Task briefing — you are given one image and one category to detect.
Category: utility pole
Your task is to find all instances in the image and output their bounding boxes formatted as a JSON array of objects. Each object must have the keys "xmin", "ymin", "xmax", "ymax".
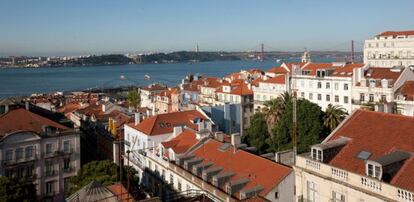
[
  {"xmin": 351, "ymin": 40, "xmax": 355, "ymax": 63},
  {"xmin": 291, "ymin": 65, "xmax": 298, "ymax": 165}
]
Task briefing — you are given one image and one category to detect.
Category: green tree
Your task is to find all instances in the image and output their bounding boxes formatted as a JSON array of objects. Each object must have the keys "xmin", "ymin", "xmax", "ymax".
[
  {"xmin": 268, "ymin": 98, "xmax": 326, "ymax": 153},
  {"xmin": 69, "ymin": 160, "xmax": 138, "ymax": 195},
  {"xmin": 262, "ymin": 92, "xmax": 291, "ymax": 134},
  {"xmin": 245, "ymin": 112, "xmax": 269, "ymax": 154},
  {"xmin": 0, "ymin": 176, "xmax": 37, "ymax": 202},
  {"xmin": 127, "ymin": 89, "xmax": 140, "ymax": 109},
  {"xmin": 323, "ymin": 104, "xmax": 348, "ymax": 132}
]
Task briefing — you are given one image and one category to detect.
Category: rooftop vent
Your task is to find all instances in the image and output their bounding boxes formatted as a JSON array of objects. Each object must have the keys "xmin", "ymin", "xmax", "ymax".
[
  {"xmin": 218, "ymin": 143, "xmax": 232, "ymax": 152},
  {"xmin": 226, "ymin": 178, "xmax": 250, "ymax": 195},
  {"xmin": 192, "ymin": 162, "xmax": 213, "ymax": 175},
  {"xmin": 240, "ymin": 185, "xmax": 264, "ymax": 200}
]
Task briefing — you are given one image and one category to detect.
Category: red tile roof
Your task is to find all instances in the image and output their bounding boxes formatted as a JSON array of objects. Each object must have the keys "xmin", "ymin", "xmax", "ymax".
[
  {"xmin": 397, "ymin": 81, "xmax": 414, "ymax": 101},
  {"xmin": 377, "ymin": 30, "xmax": 414, "ymax": 37},
  {"xmin": 365, "ymin": 67, "xmax": 402, "ymax": 80},
  {"xmin": 0, "ymin": 108, "xmax": 69, "ymax": 137},
  {"xmin": 301, "ymin": 63, "xmax": 334, "ymax": 76},
  {"xmin": 216, "ymin": 83, "xmax": 253, "ymax": 96},
  {"xmin": 106, "ymin": 184, "xmax": 134, "ymax": 202},
  {"xmin": 326, "ymin": 110, "xmax": 414, "ymax": 192},
  {"xmin": 161, "ymin": 129, "xmax": 198, "ymax": 154},
  {"xmin": 258, "ymin": 75, "xmax": 286, "ymax": 84},
  {"xmin": 141, "ymin": 84, "xmax": 168, "ymax": 91},
  {"xmin": 266, "ymin": 66, "xmax": 289, "ymax": 74},
  {"xmin": 191, "ymin": 139, "xmax": 292, "ymax": 199},
  {"xmin": 127, "ymin": 110, "xmax": 208, "ymax": 136},
  {"xmin": 331, "ymin": 63, "xmax": 365, "ymax": 77}
]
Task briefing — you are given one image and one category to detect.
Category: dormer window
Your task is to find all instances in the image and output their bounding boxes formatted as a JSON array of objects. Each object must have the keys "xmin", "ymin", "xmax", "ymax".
[
  {"xmin": 311, "ymin": 148, "xmax": 322, "ymax": 161},
  {"xmin": 366, "ymin": 163, "xmax": 381, "ymax": 179},
  {"xmin": 316, "ymin": 70, "xmax": 326, "ymax": 78}
]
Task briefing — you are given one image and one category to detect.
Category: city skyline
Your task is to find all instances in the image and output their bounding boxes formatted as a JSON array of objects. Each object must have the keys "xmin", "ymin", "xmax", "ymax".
[{"xmin": 1, "ymin": 0, "xmax": 414, "ymax": 56}]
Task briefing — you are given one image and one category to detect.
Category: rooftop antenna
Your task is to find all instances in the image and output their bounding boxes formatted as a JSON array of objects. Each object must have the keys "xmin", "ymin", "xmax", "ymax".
[{"xmin": 351, "ymin": 40, "xmax": 355, "ymax": 63}]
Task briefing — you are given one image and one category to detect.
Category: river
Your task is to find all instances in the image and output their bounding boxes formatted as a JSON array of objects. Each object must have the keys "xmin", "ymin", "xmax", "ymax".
[{"xmin": 0, "ymin": 59, "xmax": 334, "ymax": 98}]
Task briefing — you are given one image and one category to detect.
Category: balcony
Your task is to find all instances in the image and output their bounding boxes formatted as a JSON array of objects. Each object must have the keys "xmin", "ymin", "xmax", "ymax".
[
  {"xmin": 44, "ymin": 170, "xmax": 56, "ymax": 177},
  {"xmin": 2, "ymin": 155, "xmax": 37, "ymax": 166}
]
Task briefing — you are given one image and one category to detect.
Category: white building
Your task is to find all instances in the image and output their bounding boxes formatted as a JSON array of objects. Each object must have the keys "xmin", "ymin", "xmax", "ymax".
[
  {"xmin": 364, "ymin": 30, "xmax": 414, "ymax": 67},
  {"xmin": 351, "ymin": 66, "xmax": 414, "ymax": 111},
  {"xmin": 294, "ymin": 109, "xmax": 414, "ymax": 202},
  {"xmin": 253, "ymin": 74, "xmax": 289, "ymax": 112},
  {"xmin": 144, "ymin": 127, "xmax": 294, "ymax": 201},
  {"xmin": 293, "ymin": 62, "xmax": 366, "ymax": 113},
  {"xmin": 123, "ymin": 110, "xmax": 212, "ymax": 181},
  {"xmin": 139, "ymin": 84, "xmax": 168, "ymax": 109},
  {"xmin": 0, "ymin": 107, "xmax": 80, "ymax": 201}
]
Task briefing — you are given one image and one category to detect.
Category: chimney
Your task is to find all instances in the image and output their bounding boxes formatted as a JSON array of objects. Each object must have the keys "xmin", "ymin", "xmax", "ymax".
[
  {"xmin": 215, "ymin": 132, "xmax": 224, "ymax": 142},
  {"xmin": 134, "ymin": 112, "xmax": 140, "ymax": 125},
  {"xmin": 4, "ymin": 104, "xmax": 9, "ymax": 113},
  {"xmin": 173, "ymin": 126, "xmax": 183, "ymax": 137},
  {"xmin": 25, "ymin": 101, "xmax": 29, "ymax": 110},
  {"xmin": 102, "ymin": 104, "xmax": 106, "ymax": 112},
  {"xmin": 231, "ymin": 133, "xmax": 241, "ymax": 146}
]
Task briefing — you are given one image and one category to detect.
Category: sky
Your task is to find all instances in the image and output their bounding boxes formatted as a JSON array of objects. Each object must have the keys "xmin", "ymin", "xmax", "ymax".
[{"xmin": 0, "ymin": 0, "xmax": 413, "ymax": 56}]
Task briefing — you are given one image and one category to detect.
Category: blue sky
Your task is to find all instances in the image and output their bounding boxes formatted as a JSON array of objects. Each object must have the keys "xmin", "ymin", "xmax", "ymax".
[{"xmin": 0, "ymin": 0, "xmax": 413, "ymax": 56}]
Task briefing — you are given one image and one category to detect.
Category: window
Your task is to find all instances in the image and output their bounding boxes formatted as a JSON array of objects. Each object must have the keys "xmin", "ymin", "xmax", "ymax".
[
  {"xmin": 344, "ymin": 84, "xmax": 348, "ymax": 90},
  {"xmin": 334, "ymin": 83, "xmax": 338, "ymax": 90},
  {"xmin": 178, "ymin": 180, "xmax": 182, "ymax": 191},
  {"xmin": 311, "ymin": 148, "xmax": 322, "ymax": 161},
  {"xmin": 162, "ymin": 170, "xmax": 165, "ymax": 180},
  {"xmin": 317, "ymin": 94, "xmax": 321, "ymax": 101},
  {"xmin": 381, "ymin": 95, "xmax": 387, "ymax": 102},
  {"xmin": 25, "ymin": 146, "xmax": 33, "ymax": 158},
  {"xmin": 301, "ymin": 92, "xmax": 305, "ymax": 98},
  {"xmin": 307, "ymin": 181, "xmax": 318, "ymax": 202},
  {"xmin": 367, "ymin": 163, "xmax": 381, "ymax": 178},
  {"xmin": 263, "ymin": 95, "xmax": 267, "ymax": 101},
  {"xmin": 63, "ymin": 140, "xmax": 70, "ymax": 153},
  {"xmin": 335, "ymin": 95, "xmax": 339, "ymax": 102},
  {"xmin": 317, "ymin": 82, "xmax": 322, "ymax": 89},
  {"xmin": 326, "ymin": 82, "xmax": 330, "ymax": 89},
  {"xmin": 63, "ymin": 158, "xmax": 70, "ymax": 170},
  {"xmin": 64, "ymin": 178, "xmax": 70, "ymax": 193},
  {"xmin": 326, "ymin": 95, "xmax": 330, "ymax": 101},
  {"xmin": 274, "ymin": 191, "xmax": 279, "ymax": 199},
  {"xmin": 360, "ymin": 93, "xmax": 365, "ymax": 102},
  {"xmin": 46, "ymin": 143, "xmax": 53, "ymax": 154},
  {"xmin": 15, "ymin": 148, "xmax": 23, "ymax": 160},
  {"xmin": 332, "ymin": 191, "xmax": 345, "ymax": 202},
  {"xmin": 170, "ymin": 174, "xmax": 174, "ymax": 185},
  {"xmin": 46, "ymin": 181, "xmax": 54, "ymax": 194},
  {"xmin": 344, "ymin": 96, "xmax": 349, "ymax": 104},
  {"xmin": 309, "ymin": 93, "xmax": 313, "ymax": 100},
  {"xmin": 369, "ymin": 94, "xmax": 374, "ymax": 102},
  {"xmin": 45, "ymin": 160, "xmax": 53, "ymax": 176},
  {"xmin": 5, "ymin": 150, "xmax": 13, "ymax": 161}
]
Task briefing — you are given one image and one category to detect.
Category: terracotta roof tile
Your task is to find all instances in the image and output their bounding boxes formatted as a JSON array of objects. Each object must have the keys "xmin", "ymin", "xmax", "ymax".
[
  {"xmin": 127, "ymin": 110, "xmax": 207, "ymax": 136},
  {"xmin": 377, "ymin": 30, "xmax": 414, "ymax": 37},
  {"xmin": 0, "ymin": 108, "xmax": 69, "ymax": 137},
  {"xmin": 191, "ymin": 139, "xmax": 292, "ymax": 199},
  {"xmin": 161, "ymin": 129, "xmax": 198, "ymax": 154},
  {"xmin": 397, "ymin": 81, "xmax": 414, "ymax": 101},
  {"xmin": 331, "ymin": 63, "xmax": 365, "ymax": 77},
  {"xmin": 326, "ymin": 110, "xmax": 414, "ymax": 192}
]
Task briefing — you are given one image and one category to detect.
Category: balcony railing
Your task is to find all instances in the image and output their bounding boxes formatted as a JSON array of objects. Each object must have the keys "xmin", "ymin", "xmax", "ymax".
[{"xmin": 2, "ymin": 155, "xmax": 37, "ymax": 166}]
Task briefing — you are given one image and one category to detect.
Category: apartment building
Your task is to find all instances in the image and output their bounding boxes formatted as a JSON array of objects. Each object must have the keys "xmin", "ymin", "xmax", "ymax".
[
  {"xmin": 215, "ymin": 81, "xmax": 254, "ymax": 135},
  {"xmin": 123, "ymin": 110, "xmax": 212, "ymax": 181},
  {"xmin": 364, "ymin": 30, "xmax": 414, "ymax": 67},
  {"xmin": 0, "ymin": 107, "xmax": 80, "ymax": 201},
  {"xmin": 153, "ymin": 88, "xmax": 180, "ymax": 115},
  {"xmin": 253, "ymin": 74, "xmax": 289, "ymax": 112},
  {"xmin": 294, "ymin": 63, "xmax": 366, "ymax": 113},
  {"xmin": 198, "ymin": 77, "xmax": 224, "ymax": 106},
  {"xmin": 143, "ymin": 127, "xmax": 294, "ymax": 201},
  {"xmin": 294, "ymin": 110, "xmax": 414, "ymax": 202},
  {"xmin": 351, "ymin": 66, "xmax": 414, "ymax": 111},
  {"xmin": 139, "ymin": 84, "xmax": 168, "ymax": 109}
]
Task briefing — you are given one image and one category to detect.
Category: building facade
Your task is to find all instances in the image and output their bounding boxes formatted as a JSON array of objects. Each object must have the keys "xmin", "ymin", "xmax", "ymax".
[{"xmin": 364, "ymin": 30, "xmax": 414, "ymax": 67}]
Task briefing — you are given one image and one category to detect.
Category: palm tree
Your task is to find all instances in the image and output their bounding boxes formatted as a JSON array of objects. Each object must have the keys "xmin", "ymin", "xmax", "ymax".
[
  {"xmin": 262, "ymin": 92, "xmax": 291, "ymax": 134},
  {"xmin": 323, "ymin": 104, "xmax": 348, "ymax": 132}
]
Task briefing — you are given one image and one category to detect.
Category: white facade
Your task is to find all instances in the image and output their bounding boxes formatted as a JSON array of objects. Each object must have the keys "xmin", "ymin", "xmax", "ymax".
[
  {"xmin": 295, "ymin": 75, "xmax": 353, "ymax": 113},
  {"xmin": 0, "ymin": 131, "xmax": 80, "ymax": 200},
  {"xmin": 364, "ymin": 31, "xmax": 414, "ymax": 67},
  {"xmin": 253, "ymin": 77, "xmax": 288, "ymax": 112}
]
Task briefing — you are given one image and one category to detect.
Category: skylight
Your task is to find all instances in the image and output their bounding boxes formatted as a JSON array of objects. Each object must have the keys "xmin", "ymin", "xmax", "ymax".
[{"xmin": 357, "ymin": 151, "xmax": 371, "ymax": 160}]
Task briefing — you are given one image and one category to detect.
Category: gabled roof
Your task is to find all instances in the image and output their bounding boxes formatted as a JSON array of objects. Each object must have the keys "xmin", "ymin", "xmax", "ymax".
[
  {"xmin": 216, "ymin": 83, "xmax": 253, "ymax": 96},
  {"xmin": 257, "ymin": 75, "xmax": 286, "ymax": 84},
  {"xmin": 266, "ymin": 66, "xmax": 289, "ymax": 74},
  {"xmin": 191, "ymin": 139, "xmax": 292, "ymax": 199},
  {"xmin": 127, "ymin": 110, "xmax": 208, "ymax": 136},
  {"xmin": 161, "ymin": 129, "xmax": 198, "ymax": 154},
  {"xmin": 397, "ymin": 81, "xmax": 414, "ymax": 101},
  {"xmin": 66, "ymin": 181, "xmax": 132, "ymax": 202},
  {"xmin": 325, "ymin": 110, "xmax": 414, "ymax": 192},
  {"xmin": 331, "ymin": 63, "xmax": 365, "ymax": 77},
  {"xmin": 0, "ymin": 108, "xmax": 69, "ymax": 137},
  {"xmin": 365, "ymin": 67, "xmax": 403, "ymax": 81},
  {"xmin": 377, "ymin": 30, "xmax": 414, "ymax": 37}
]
